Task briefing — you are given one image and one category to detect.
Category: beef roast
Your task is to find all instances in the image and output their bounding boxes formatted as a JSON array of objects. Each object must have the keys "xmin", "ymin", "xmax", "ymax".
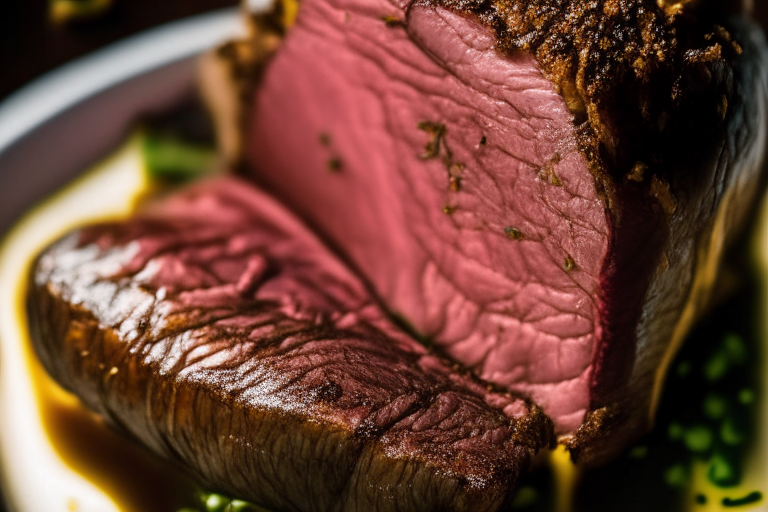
[
  {"xmin": 27, "ymin": 0, "xmax": 768, "ymax": 509},
  {"xmin": 209, "ymin": 0, "xmax": 767, "ymax": 463},
  {"xmin": 28, "ymin": 178, "xmax": 553, "ymax": 512}
]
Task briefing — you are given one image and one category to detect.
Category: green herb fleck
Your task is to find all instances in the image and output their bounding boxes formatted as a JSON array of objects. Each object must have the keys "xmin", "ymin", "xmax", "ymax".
[
  {"xmin": 537, "ymin": 152, "xmax": 562, "ymax": 186},
  {"xmin": 564, "ymin": 256, "xmax": 576, "ymax": 273},
  {"xmin": 721, "ymin": 419, "xmax": 745, "ymax": 446},
  {"xmin": 319, "ymin": 132, "xmax": 332, "ymax": 146},
  {"xmin": 479, "ymin": 135, "xmax": 487, "ymax": 146},
  {"xmin": 668, "ymin": 422, "xmax": 685, "ymax": 440},
  {"xmin": 382, "ymin": 15, "xmax": 405, "ymax": 27},
  {"xmin": 684, "ymin": 425, "xmax": 713, "ymax": 453},
  {"xmin": 708, "ymin": 455, "xmax": 738, "ymax": 487},
  {"xmin": 695, "ymin": 494, "xmax": 708, "ymax": 505},
  {"xmin": 142, "ymin": 132, "xmax": 216, "ymax": 183},
  {"xmin": 505, "ymin": 227, "xmax": 524, "ymax": 241},
  {"xmin": 327, "ymin": 157, "xmax": 342, "ymax": 173},
  {"xmin": 703, "ymin": 394, "xmax": 728, "ymax": 420},
  {"xmin": 418, "ymin": 121, "xmax": 447, "ymax": 160},
  {"xmin": 664, "ymin": 463, "xmax": 689, "ymax": 488},
  {"xmin": 449, "ymin": 176, "xmax": 462, "ymax": 192},
  {"xmin": 205, "ymin": 494, "xmax": 229, "ymax": 512},
  {"xmin": 443, "ymin": 205, "xmax": 457, "ymax": 215},
  {"xmin": 738, "ymin": 389, "xmax": 755, "ymax": 405},
  {"xmin": 723, "ymin": 333, "xmax": 747, "ymax": 365},
  {"xmin": 704, "ymin": 352, "xmax": 729, "ymax": 382}
]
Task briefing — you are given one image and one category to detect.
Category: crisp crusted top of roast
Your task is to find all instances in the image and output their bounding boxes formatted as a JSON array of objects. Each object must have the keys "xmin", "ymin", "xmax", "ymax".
[
  {"xmin": 426, "ymin": 0, "xmax": 746, "ymax": 182},
  {"xmin": 227, "ymin": 0, "xmax": 750, "ymax": 187}
]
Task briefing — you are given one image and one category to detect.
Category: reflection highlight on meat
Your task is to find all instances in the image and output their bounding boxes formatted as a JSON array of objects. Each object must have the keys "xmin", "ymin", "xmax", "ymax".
[{"xmin": 28, "ymin": 178, "xmax": 552, "ymax": 511}]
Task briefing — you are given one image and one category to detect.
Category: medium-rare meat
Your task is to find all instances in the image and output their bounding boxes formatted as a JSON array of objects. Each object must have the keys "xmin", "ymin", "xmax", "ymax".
[
  {"xmin": 28, "ymin": 178, "xmax": 553, "ymax": 512},
  {"xmin": 206, "ymin": 0, "xmax": 766, "ymax": 464},
  {"xmin": 27, "ymin": 0, "xmax": 768, "ymax": 508}
]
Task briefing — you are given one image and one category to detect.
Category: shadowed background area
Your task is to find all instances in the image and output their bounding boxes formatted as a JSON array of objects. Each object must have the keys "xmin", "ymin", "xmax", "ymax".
[{"xmin": 0, "ymin": 0, "xmax": 238, "ymax": 102}]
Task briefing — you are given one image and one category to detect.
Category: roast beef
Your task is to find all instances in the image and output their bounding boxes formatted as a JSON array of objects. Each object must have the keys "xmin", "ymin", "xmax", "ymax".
[
  {"xmin": 27, "ymin": 0, "xmax": 768, "ymax": 509},
  {"xmin": 28, "ymin": 178, "xmax": 553, "ymax": 512},
  {"xmin": 218, "ymin": 0, "xmax": 767, "ymax": 463}
]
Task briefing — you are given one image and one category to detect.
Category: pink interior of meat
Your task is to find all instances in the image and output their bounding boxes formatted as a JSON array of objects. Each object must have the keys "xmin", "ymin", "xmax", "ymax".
[{"xmin": 247, "ymin": 0, "xmax": 610, "ymax": 433}]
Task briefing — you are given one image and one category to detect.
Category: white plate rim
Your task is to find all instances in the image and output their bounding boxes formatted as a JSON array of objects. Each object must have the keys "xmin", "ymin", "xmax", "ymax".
[{"xmin": 0, "ymin": 6, "xmax": 242, "ymax": 157}]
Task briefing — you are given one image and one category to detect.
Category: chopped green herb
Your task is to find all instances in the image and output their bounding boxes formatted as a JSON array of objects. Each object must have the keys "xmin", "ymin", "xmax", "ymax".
[
  {"xmin": 226, "ymin": 501, "xmax": 250, "ymax": 512},
  {"xmin": 704, "ymin": 351, "xmax": 729, "ymax": 382},
  {"xmin": 721, "ymin": 419, "xmax": 745, "ymax": 446},
  {"xmin": 668, "ymin": 422, "xmax": 685, "ymax": 440},
  {"xmin": 205, "ymin": 493, "xmax": 229, "ymax": 512},
  {"xmin": 563, "ymin": 256, "xmax": 576, "ymax": 273},
  {"xmin": 418, "ymin": 121, "xmax": 447, "ymax": 160},
  {"xmin": 664, "ymin": 463, "xmax": 689, "ymax": 488},
  {"xmin": 382, "ymin": 15, "xmax": 405, "ymax": 27},
  {"xmin": 319, "ymin": 132, "xmax": 332, "ymax": 146},
  {"xmin": 505, "ymin": 227, "xmax": 523, "ymax": 240},
  {"xmin": 141, "ymin": 132, "xmax": 216, "ymax": 183},
  {"xmin": 703, "ymin": 394, "xmax": 728, "ymax": 420},
  {"xmin": 723, "ymin": 333, "xmax": 747, "ymax": 365},
  {"xmin": 707, "ymin": 455, "xmax": 738, "ymax": 487},
  {"xmin": 695, "ymin": 494, "xmax": 708, "ymax": 505},
  {"xmin": 510, "ymin": 486, "xmax": 538, "ymax": 508},
  {"xmin": 443, "ymin": 205, "xmax": 457, "ymax": 215},
  {"xmin": 226, "ymin": 500, "xmax": 268, "ymax": 512},
  {"xmin": 722, "ymin": 491, "xmax": 762, "ymax": 507},
  {"xmin": 479, "ymin": 135, "xmax": 487, "ymax": 146},
  {"xmin": 738, "ymin": 388, "xmax": 755, "ymax": 405},
  {"xmin": 683, "ymin": 425, "xmax": 713, "ymax": 453},
  {"xmin": 449, "ymin": 176, "xmax": 462, "ymax": 192}
]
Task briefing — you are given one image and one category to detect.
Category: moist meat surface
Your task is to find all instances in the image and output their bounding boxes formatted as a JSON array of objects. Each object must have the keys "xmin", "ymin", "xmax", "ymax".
[
  {"xmin": 249, "ymin": 0, "xmax": 611, "ymax": 435},
  {"xmin": 237, "ymin": 0, "xmax": 768, "ymax": 463},
  {"xmin": 28, "ymin": 178, "xmax": 553, "ymax": 512},
  {"xmin": 27, "ymin": 4, "xmax": 768, "ymax": 510}
]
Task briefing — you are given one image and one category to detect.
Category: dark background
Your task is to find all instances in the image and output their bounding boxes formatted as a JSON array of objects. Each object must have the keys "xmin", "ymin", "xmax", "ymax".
[{"xmin": 0, "ymin": 0, "xmax": 238, "ymax": 102}]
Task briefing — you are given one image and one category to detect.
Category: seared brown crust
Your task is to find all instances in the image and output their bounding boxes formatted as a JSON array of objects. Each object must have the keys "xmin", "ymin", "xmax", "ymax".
[
  {"xmin": 211, "ymin": 0, "xmax": 767, "ymax": 467},
  {"xmin": 27, "ymin": 181, "xmax": 554, "ymax": 511},
  {"xmin": 426, "ymin": 0, "xmax": 743, "ymax": 183},
  {"xmin": 420, "ymin": 1, "xmax": 768, "ymax": 464}
]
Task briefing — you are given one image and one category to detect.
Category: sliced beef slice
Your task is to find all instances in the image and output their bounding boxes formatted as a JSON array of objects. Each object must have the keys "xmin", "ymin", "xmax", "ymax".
[
  {"xmin": 238, "ymin": 0, "xmax": 768, "ymax": 462},
  {"xmin": 28, "ymin": 178, "xmax": 553, "ymax": 512}
]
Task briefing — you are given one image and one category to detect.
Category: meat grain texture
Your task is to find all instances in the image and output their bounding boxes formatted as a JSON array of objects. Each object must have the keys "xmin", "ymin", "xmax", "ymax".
[
  {"xmin": 28, "ymin": 0, "xmax": 768, "ymax": 510},
  {"xmin": 241, "ymin": 0, "xmax": 768, "ymax": 463}
]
